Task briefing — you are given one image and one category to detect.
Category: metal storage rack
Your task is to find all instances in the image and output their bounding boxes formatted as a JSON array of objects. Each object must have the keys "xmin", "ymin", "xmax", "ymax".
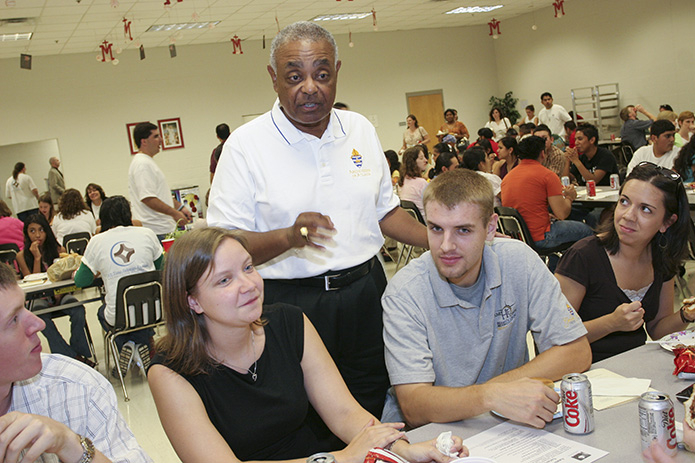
[{"xmin": 570, "ymin": 83, "xmax": 621, "ymax": 139}]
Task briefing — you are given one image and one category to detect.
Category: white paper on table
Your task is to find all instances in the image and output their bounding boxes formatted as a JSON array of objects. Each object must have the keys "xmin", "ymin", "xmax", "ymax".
[
  {"xmin": 463, "ymin": 422, "xmax": 608, "ymax": 463},
  {"xmin": 554, "ymin": 368, "xmax": 651, "ymax": 411}
]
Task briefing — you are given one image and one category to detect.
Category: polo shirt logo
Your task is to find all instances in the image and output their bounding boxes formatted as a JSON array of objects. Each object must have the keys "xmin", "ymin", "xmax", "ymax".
[
  {"xmin": 351, "ymin": 149, "xmax": 363, "ymax": 168},
  {"xmin": 495, "ymin": 304, "xmax": 516, "ymax": 329}
]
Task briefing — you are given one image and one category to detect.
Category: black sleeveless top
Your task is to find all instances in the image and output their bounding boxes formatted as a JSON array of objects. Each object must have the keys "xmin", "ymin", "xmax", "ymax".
[{"xmin": 153, "ymin": 304, "xmax": 323, "ymax": 460}]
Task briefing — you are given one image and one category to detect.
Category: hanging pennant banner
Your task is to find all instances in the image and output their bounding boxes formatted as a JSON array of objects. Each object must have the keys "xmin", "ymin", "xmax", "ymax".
[
  {"xmin": 488, "ymin": 18, "xmax": 501, "ymax": 36},
  {"xmin": 553, "ymin": 0, "xmax": 565, "ymax": 17}
]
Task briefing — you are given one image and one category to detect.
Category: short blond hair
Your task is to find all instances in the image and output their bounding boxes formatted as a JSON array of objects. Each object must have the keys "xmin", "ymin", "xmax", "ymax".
[
  {"xmin": 678, "ymin": 111, "xmax": 695, "ymax": 123},
  {"xmin": 657, "ymin": 110, "xmax": 677, "ymax": 122},
  {"xmin": 423, "ymin": 169, "xmax": 494, "ymax": 223}
]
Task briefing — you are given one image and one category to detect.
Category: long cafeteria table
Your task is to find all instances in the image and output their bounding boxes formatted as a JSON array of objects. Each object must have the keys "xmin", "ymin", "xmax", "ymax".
[{"xmin": 406, "ymin": 342, "xmax": 693, "ymax": 462}]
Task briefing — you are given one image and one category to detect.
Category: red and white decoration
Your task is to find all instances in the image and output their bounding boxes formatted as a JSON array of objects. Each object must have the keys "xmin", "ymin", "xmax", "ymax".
[
  {"xmin": 163, "ymin": 0, "xmax": 182, "ymax": 6},
  {"xmin": 231, "ymin": 35, "xmax": 243, "ymax": 54},
  {"xmin": 97, "ymin": 40, "xmax": 119, "ymax": 65},
  {"xmin": 488, "ymin": 18, "xmax": 501, "ymax": 38},
  {"xmin": 553, "ymin": 0, "xmax": 566, "ymax": 18},
  {"xmin": 123, "ymin": 18, "xmax": 133, "ymax": 41}
]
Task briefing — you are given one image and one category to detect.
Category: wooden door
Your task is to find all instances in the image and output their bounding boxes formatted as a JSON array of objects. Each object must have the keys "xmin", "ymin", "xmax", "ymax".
[{"xmin": 407, "ymin": 91, "xmax": 444, "ymax": 153}]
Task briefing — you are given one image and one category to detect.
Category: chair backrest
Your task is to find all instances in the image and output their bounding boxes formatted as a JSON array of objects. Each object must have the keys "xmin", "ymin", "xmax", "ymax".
[
  {"xmin": 619, "ymin": 143, "xmax": 634, "ymax": 167},
  {"xmin": 0, "ymin": 243, "xmax": 19, "ymax": 265},
  {"xmin": 63, "ymin": 232, "xmax": 91, "ymax": 255},
  {"xmin": 114, "ymin": 270, "xmax": 163, "ymax": 330},
  {"xmin": 494, "ymin": 206, "xmax": 536, "ymax": 247},
  {"xmin": 400, "ymin": 200, "xmax": 426, "ymax": 225}
]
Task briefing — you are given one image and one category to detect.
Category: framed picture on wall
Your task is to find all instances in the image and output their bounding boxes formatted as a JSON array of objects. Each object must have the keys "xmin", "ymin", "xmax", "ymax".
[
  {"xmin": 158, "ymin": 117, "xmax": 184, "ymax": 150},
  {"xmin": 126, "ymin": 122, "xmax": 147, "ymax": 155}
]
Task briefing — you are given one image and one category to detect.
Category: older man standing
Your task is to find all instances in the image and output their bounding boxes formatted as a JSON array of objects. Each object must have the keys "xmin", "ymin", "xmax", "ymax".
[
  {"xmin": 47, "ymin": 157, "xmax": 65, "ymax": 206},
  {"xmin": 207, "ymin": 22, "xmax": 427, "ymax": 420}
]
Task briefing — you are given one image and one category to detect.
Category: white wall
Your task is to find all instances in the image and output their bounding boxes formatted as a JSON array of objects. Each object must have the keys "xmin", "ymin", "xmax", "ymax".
[
  {"xmin": 1, "ymin": 0, "xmax": 693, "ymax": 205},
  {"xmin": 0, "ymin": 24, "xmax": 498, "ymax": 203},
  {"xmin": 493, "ymin": 0, "xmax": 695, "ymax": 117}
]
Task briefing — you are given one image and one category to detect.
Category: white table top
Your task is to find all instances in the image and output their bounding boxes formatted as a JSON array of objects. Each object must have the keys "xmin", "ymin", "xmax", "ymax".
[{"xmin": 406, "ymin": 343, "xmax": 693, "ymax": 462}]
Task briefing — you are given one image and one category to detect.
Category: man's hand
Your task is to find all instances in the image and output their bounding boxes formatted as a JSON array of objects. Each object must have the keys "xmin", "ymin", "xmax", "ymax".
[
  {"xmin": 611, "ymin": 301, "xmax": 645, "ymax": 332},
  {"xmin": 181, "ymin": 207, "xmax": 193, "ymax": 221},
  {"xmin": 562, "ymin": 185, "xmax": 578, "ymax": 202},
  {"xmin": 565, "ymin": 147, "xmax": 580, "ymax": 164},
  {"xmin": 287, "ymin": 212, "xmax": 336, "ymax": 250},
  {"xmin": 485, "ymin": 378, "xmax": 559, "ymax": 428},
  {"xmin": 0, "ymin": 412, "xmax": 84, "ymax": 463}
]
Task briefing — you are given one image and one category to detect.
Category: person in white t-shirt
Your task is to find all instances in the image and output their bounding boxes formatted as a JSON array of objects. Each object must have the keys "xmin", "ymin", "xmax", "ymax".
[
  {"xmin": 626, "ymin": 120, "xmax": 679, "ymax": 176},
  {"xmin": 537, "ymin": 92, "xmax": 572, "ymax": 138},
  {"xmin": 127, "ymin": 122, "xmax": 191, "ymax": 240},
  {"xmin": 484, "ymin": 107, "xmax": 511, "ymax": 141},
  {"xmin": 4, "ymin": 162, "xmax": 39, "ymax": 222},
  {"xmin": 51, "ymin": 188, "xmax": 96, "ymax": 246}
]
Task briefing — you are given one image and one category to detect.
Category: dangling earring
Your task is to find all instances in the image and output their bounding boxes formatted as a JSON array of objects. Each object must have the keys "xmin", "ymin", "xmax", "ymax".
[{"xmin": 657, "ymin": 232, "xmax": 668, "ymax": 249}]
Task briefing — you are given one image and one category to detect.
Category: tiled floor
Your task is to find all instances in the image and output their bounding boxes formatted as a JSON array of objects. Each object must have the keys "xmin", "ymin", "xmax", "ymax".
[{"xmin": 42, "ymin": 257, "xmax": 695, "ymax": 462}]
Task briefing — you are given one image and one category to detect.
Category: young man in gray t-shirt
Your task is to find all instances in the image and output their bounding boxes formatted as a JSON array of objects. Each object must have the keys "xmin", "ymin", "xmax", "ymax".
[{"xmin": 382, "ymin": 169, "xmax": 590, "ymax": 428}]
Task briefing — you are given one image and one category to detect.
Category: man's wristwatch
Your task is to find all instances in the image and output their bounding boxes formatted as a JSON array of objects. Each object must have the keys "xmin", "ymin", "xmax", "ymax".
[{"xmin": 77, "ymin": 435, "xmax": 95, "ymax": 463}]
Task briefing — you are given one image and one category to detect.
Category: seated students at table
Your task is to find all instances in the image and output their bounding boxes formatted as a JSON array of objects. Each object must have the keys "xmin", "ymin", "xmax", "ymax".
[
  {"xmin": 626, "ymin": 120, "xmax": 679, "ymax": 176},
  {"xmin": 51, "ymin": 188, "xmax": 96, "ymax": 246},
  {"xmin": 38, "ymin": 193, "xmax": 56, "ymax": 226},
  {"xmin": 16, "ymin": 214, "xmax": 93, "ymax": 367},
  {"xmin": 566, "ymin": 123, "xmax": 618, "ymax": 186},
  {"xmin": 0, "ymin": 264, "xmax": 153, "ymax": 463},
  {"xmin": 75, "ymin": 196, "xmax": 163, "ymax": 376},
  {"xmin": 398, "ymin": 147, "xmax": 429, "ymax": 218},
  {"xmin": 555, "ymin": 163, "xmax": 692, "ymax": 362},
  {"xmin": 381, "ymin": 169, "xmax": 591, "ymax": 428},
  {"xmin": 147, "ymin": 227, "xmax": 466, "ymax": 463},
  {"xmin": 673, "ymin": 136, "xmax": 695, "ymax": 183},
  {"xmin": 0, "ymin": 199, "xmax": 24, "ymax": 251}
]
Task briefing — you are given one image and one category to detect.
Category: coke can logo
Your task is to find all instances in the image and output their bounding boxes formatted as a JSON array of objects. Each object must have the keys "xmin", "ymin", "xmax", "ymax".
[
  {"xmin": 666, "ymin": 408, "xmax": 677, "ymax": 449},
  {"xmin": 564, "ymin": 390, "xmax": 580, "ymax": 427}
]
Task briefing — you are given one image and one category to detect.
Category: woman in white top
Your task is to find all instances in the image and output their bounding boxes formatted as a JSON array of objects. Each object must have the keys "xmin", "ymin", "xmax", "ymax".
[
  {"xmin": 401, "ymin": 114, "xmax": 430, "ymax": 153},
  {"xmin": 523, "ymin": 104, "xmax": 539, "ymax": 125},
  {"xmin": 397, "ymin": 147, "xmax": 429, "ymax": 218},
  {"xmin": 51, "ymin": 188, "xmax": 96, "ymax": 246},
  {"xmin": 462, "ymin": 146, "xmax": 502, "ymax": 206},
  {"xmin": 4, "ymin": 162, "xmax": 39, "ymax": 222},
  {"xmin": 484, "ymin": 107, "xmax": 511, "ymax": 142},
  {"xmin": 85, "ymin": 183, "xmax": 106, "ymax": 226}
]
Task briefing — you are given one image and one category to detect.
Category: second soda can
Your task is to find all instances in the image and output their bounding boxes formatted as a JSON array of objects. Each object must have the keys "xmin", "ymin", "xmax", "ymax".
[
  {"xmin": 586, "ymin": 180, "xmax": 597, "ymax": 197},
  {"xmin": 610, "ymin": 174, "xmax": 620, "ymax": 190},
  {"xmin": 639, "ymin": 392, "xmax": 678, "ymax": 456},
  {"xmin": 561, "ymin": 373, "xmax": 595, "ymax": 434}
]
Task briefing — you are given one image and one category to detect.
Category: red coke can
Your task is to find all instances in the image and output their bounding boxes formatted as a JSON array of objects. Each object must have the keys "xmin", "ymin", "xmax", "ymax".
[
  {"xmin": 586, "ymin": 180, "xmax": 596, "ymax": 197},
  {"xmin": 639, "ymin": 392, "xmax": 677, "ymax": 456},
  {"xmin": 561, "ymin": 373, "xmax": 594, "ymax": 434}
]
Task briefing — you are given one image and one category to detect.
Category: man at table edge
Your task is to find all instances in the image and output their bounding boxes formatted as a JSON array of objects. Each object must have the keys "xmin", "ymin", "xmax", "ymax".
[
  {"xmin": 381, "ymin": 169, "xmax": 591, "ymax": 429},
  {"xmin": 0, "ymin": 264, "xmax": 152, "ymax": 463}
]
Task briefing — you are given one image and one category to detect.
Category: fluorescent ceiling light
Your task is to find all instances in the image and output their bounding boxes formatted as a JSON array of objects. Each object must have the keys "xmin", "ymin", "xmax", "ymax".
[
  {"xmin": 445, "ymin": 5, "xmax": 504, "ymax": 15},
  {"xmin": 146, "ymin": 21, "xmax": 220, "ymax": 32},
  {"xmin": 312, "ymin": 13, "xmax": 371, "ymax": 21},
  {"xmin": 0, "ymin": 32, "xmax": 32, "ymax": 41}
]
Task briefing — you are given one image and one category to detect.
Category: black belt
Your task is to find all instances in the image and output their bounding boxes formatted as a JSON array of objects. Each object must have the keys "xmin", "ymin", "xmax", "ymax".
[{"xmin": 271, "ymin": 256, "xmax": 377, "ymax": 291}]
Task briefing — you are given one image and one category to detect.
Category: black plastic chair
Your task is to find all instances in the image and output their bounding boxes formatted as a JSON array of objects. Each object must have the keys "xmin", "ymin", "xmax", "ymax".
[
  {"xmin": 0, "ymin": 243, "xmax": 19, "ymax": 270},
  {"xmin": 63, "ymin": 232, "xmax": 91, "ymax": 255},
  {"xmin": 395, "ymin": 200, "xmax": 426, "ymax": 270},
  {"xmin": 495, "ymin": 206, "xmax": 573, "ymax": 266},
  {"xmin": 104, "ymin": 270, "xmax": 164, "ymax": 401}
]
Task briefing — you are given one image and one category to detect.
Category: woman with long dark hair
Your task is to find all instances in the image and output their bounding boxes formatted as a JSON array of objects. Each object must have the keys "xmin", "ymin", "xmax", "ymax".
[
  {"xmin": 398, "ymin": 147, "xmax": 429, "ymax": 217},
  {"xmin": 484, "ymin": 107, "xmax": 511, "ymax": 142},
  {"xmin": 51, "ymin": 188, "xmax": 96, "ymax": 246},
  {"xmin": 38, "ymin": 193, "xmax": 56, "ymax": 226},
  {"xmin": 17, "ymin": 213, "xmax": 93, "ymax": 366},
  {"xmin": 556, "ymin": 163, "xmax": 692, "ymax": 362},
  {"xmin": 492, "ymin": 136, "xmax": 519, "ymax": 180},
  {"xmin": 85, "ymin": 183, "xmax": 107, "ymax": 225}
]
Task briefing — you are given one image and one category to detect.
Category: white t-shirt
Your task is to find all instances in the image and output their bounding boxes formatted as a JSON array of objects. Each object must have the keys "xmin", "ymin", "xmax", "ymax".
[
  {"xmin": 626, "ymin": 145, "xmax": 680, "ymax": 176},
  {"xmin": 5, "ymin": 172, "xmax": 38, "ymax": 215},
  {"xmin": 477, "ymin": 171, "xmax": 502, "ymax": 206},
  {"xmin": 81, "ymin": 226, "xmax": 162, "ymax": 325},
  {"xmin": 485, "ymin": 118, "xmax": 511, "ymax": 141},
  {"xmin": 207, "ymin": 99, "xmax": 400, "ymax": 279},
  {"xmin": 51, "ymin": 211, "xmax": 96, "ymax": 246},
  {"xmin": 128, "ymin": 153, "xmax": 175, "ymax": 235},
  {"xmin": 538, "ymin": 104, "xmax": 572, "ymax": 138}
]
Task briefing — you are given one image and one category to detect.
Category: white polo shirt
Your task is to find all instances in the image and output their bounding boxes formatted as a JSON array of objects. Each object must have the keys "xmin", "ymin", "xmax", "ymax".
[
  {"xmin": 128, "ymin": 153, "xmax": 176, "ymax": 235},
  {"xmin": 538, "ymin": 104, "xmax": 572, "ymax": 138},
  {"xmin": 626, "ymin": 144, "xmax": 680, "ymax": 176},
  {"xmin": 207, "ymin": 100, "xmax": 399, "ymax": 279}
]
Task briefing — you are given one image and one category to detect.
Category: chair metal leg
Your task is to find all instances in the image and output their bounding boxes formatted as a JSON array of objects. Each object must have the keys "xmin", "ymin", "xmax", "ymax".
[
  {"xmin": 109, "ymin": 336, "xmax": 130, "ymax": 401},
  {"xmin": 83, "ymin": 322, "xmax": 98, "ymax": 368}
]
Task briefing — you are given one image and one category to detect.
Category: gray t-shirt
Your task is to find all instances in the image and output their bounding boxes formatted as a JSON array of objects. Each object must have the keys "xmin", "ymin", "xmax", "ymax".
[{"xmin": 381, "ymin": 238, "xmax": 587, "ymax": 422}]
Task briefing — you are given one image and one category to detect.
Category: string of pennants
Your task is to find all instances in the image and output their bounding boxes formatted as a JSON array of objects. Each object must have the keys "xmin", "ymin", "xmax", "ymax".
[{"xmin": 17, "ymin": 0, "xmax": 568, "ymax": 70}]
